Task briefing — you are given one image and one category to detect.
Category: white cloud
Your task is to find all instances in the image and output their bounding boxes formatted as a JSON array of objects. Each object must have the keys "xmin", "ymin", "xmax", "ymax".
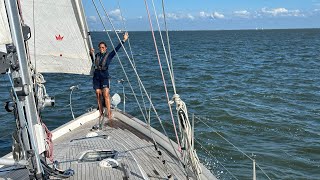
[
  {"xmin": 158, "ymin": 12, "xmax": 195, "ymax": 20},
  {"xmin": 233, "ymin": 10, "xmax": 251, "ymax": 18},
  {"xmin": 87, "ymin": 16, "xmax": 97, "ymax": 22},
  {"xmin": 200, "ymin": 11, "xmax": 224, "ymax": 19},
  {"xmin": 260, "ymin": 7, "xmax": 304, "ymax": 17},
  {"xmin": 261, "ymin": 7, "xmax": 288, "ymax": 16},
  {"xmin": 212, "ymin": 12, "xmax": 225, "ymax": 19},
  {"xmin": 290, "ymin": 10, "xmax": 303, "ymax": 17},
  {"xmin": 109, "ymin": 9, "xmax": 124, "ymax": 21},
  {"xmin": 199, "ymin": 11, "xmax": 209, "ymax": 18},
  {"xmin": 187, "ymin": 14, "xmax": 195, "ymax": 20},
  {"xmin": 166, "ymin": 13, "xmax": 179, "ymax": 20}
]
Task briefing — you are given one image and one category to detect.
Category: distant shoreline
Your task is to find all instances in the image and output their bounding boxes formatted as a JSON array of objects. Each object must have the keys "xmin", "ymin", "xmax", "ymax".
[{"xmin": 90, "ymin": 28, "xmax": 320, "ymax": 32}]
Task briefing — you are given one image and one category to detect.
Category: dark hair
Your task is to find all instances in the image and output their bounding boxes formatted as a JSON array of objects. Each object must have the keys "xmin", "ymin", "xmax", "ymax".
[{"xmin": 98, "ymin": 42, "xmax": 107, "ymax": 47}]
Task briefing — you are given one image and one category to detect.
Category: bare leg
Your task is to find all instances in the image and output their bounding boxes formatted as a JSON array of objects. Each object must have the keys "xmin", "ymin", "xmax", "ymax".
[
  {"xmin": 103, "ymin": 88, "xmax": 112, "ymax": 120},
  {"xmin": 95, "ymin": 89, "xmax": 103, "ymax": 116}
]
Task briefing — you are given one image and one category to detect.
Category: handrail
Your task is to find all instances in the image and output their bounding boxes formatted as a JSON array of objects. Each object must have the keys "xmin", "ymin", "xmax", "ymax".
[{"xmin": 69, "ymin": 85, "xmax": 79, "ymax": 120}]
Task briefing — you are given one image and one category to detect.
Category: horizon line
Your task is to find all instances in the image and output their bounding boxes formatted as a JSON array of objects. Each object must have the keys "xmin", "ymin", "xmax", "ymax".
[{"xmin": 89, "ymin": 27, "xmax": 320, "ymax": 32}]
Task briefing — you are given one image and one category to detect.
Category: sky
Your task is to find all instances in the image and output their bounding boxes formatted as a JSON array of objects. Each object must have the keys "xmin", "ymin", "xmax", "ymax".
[{"xmin": 83, "ymin": 0, "xmax": 320, "ymax": 31}]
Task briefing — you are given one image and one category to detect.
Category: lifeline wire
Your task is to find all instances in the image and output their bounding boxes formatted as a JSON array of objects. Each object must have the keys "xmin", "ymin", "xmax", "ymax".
[
  {"xmin": 195, "ymin": 115, "xmax": 272, "ymax": 180},
  {"xmin": 194, "ymin": 139, "xmax": 239, "ymax": 180}
]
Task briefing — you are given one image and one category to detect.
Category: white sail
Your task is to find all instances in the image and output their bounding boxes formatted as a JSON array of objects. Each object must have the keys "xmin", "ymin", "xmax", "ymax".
[
  {"xmin": 0, "ymin": 45, "xmax": 6, "ymax": 52},
  {"xmin": 20, "ymin": 0, "xmax": 92, "ymax": 75},
  {"xmin": 0, "ymin": 0, "xmax": 12, "ymax": 47}
]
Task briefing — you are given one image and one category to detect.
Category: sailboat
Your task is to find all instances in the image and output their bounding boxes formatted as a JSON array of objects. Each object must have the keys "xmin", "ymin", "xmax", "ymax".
[{"xmin": 0, "ymin": 0, "xmax": 216, "ymax": 179}]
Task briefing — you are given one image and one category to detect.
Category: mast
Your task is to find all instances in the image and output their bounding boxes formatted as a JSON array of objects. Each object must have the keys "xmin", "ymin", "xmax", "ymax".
[
  {"xmin": 72, "ymin": 0, "xmax": 93, "ymax": 52},
  {"xmin": 74, "ymin": 0, "xmax": 93, "ymax": 49},
  {"xmin": 4, "ymin": 0, "xmax": 45, "ymax": 178},
  {"xmin": 72, "ymin": 0, "xmax": 94, "ymax": 74}
]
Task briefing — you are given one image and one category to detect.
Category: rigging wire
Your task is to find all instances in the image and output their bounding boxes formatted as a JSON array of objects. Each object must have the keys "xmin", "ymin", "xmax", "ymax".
[
  {"xmin": 17, "ymin": 0, "xmax": 24, "ymax": 23},
  {"xmin": 92, "ymin": 0, "xmax": 186, "ymax": 174},
  {"xmin": 118, "ymin": 1, "xmax": 172, "ymax": 171},
  {"xmin": 147, "ymin": 93, "xmax": 171, "ymax": 176},
  {"xmin": 143, "ymin": 0, "xmax": 181, "ymax": 151},
  {"xmin": 90, "ymin": 0, "xmax": 147, "ymax": 123},
  {"xmin": 117, "ymin": 0, "xmax": 149, "ymax": 119},
  {"xmin": 146, "ymin": 3, "xmax": 201, "ymax": 175},
  {"xmin": 141, "ymin": 0, "xmax": 190, "ymax": 175},
  {"xmin": 161, "ymin": 0, "xmax": 176, "ymax": 93},
  {"xmin": 32, "ymin": 0, "xmax": 36, "ymax": 72},
  {"xmin": 150, "ymin": 0, "xmax": 176, "ymax": 95},
  {"xmin": 6, "ymin": 70, "xmax": 45, "ymax": 176},
  {"xmin": 111, "ymin": 133, "xmax": 150, "ymax": 179},
  {"xmin": 93, "ymin": 1, "xmax": 173, "ymax": 176},
  {"xmin": 17, "ymin": 0, "xmax": 32, "ymax": 69},
  {"xmin": 117, "ymin": 1, "xmax": 127, "ymax": 33}
]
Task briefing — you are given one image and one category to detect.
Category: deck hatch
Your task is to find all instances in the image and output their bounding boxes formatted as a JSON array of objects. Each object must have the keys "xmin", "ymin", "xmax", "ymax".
[{"xmin": 79, "ymin": 150, "xmax": 118, "ymax": 162}]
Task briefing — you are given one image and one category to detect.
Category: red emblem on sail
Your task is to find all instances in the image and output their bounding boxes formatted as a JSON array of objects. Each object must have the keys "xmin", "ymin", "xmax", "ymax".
[{"xmin": 55, "ymin": 34, "xmax": 64, "ymax": 41}]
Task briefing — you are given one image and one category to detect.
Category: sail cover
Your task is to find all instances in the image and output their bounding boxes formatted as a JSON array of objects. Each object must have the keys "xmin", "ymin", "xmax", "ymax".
[
  {"xmin": 0, "ymin": 0, "xmax": 12, "ymax": 46},
  {"xmin": 21, "ymin": 0, "xmax": 92, "ymax": 75}
]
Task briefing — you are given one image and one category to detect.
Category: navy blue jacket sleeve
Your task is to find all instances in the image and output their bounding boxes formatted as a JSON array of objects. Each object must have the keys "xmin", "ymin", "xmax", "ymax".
[
  {"xmin": 107, "ymin": 41, "xmax": 124, "ymax": 62},
  {"xmin": 90, "ymin": 53, "xmax": 95, "ymax": 64}
]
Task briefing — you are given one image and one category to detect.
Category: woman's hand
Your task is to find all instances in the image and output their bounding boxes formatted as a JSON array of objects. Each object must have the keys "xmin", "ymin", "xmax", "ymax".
[
  {"xmin": 123, "ymin": 32, "xmax": 129, "ymax": 42},
  {"xmin": 90, "ymin": 48, "xmax": 95, "ymax": 55}
]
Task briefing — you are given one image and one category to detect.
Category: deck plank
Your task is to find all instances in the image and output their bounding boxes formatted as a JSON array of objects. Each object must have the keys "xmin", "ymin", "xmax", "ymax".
[{"xmin": 0, "ymin": 110, "xmax": 214, "ymax": 180}]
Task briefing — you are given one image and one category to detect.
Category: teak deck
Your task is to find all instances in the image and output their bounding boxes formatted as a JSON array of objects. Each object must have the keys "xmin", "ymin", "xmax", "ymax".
[{"xmin": 0, "ymin": 110, "xmax": 216, "ymax": 180}]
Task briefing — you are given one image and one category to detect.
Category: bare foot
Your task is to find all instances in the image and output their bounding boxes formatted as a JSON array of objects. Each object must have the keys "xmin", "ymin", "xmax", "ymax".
[{"xmin": 107, "ymin": 112, "xmax": 113, "ymax": 120}]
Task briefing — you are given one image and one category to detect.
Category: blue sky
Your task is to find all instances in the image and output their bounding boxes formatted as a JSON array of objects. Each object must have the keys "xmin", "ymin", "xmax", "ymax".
[{"xmin": 83, "ymin": 0, "xmax": 320, "ymax": 31}]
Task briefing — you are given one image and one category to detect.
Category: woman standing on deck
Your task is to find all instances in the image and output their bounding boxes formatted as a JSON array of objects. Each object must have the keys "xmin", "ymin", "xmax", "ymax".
[{"xmin": 90, "ymin": 32, "xmax": 129, "ymax": 122}]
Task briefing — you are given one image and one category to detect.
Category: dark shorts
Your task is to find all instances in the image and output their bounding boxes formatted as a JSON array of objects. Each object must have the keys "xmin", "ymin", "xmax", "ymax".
[{"xmin": 93, "ymin": 70, "xmax": 110, "ymax": 90}]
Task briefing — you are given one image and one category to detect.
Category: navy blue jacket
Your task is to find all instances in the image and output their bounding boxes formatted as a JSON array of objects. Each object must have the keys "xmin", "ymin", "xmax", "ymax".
[{"xmin": 91, "ymin": 41, "xmax": 124, "ymax": 77}]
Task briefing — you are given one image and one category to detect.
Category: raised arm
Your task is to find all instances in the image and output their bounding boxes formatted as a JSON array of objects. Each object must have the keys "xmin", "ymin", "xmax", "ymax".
[{"xmin": 108, "ymin": 32, "xmax": 129, "ymax": 59}]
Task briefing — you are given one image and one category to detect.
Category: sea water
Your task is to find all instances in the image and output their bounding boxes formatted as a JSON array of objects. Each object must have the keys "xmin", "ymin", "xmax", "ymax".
[{"xmin": 0, "ymin": 29, "xmax": 319, "ymax": 179}]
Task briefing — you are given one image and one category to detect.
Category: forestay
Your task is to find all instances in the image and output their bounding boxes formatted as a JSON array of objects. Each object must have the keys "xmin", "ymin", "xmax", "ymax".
[
  {"xmin": 0, "ymin": 0, "xmax": 12, "ymax": 50},
  {"xmin": 20, "ymin": 0, "xmax": 92, "ymax": 75}
]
